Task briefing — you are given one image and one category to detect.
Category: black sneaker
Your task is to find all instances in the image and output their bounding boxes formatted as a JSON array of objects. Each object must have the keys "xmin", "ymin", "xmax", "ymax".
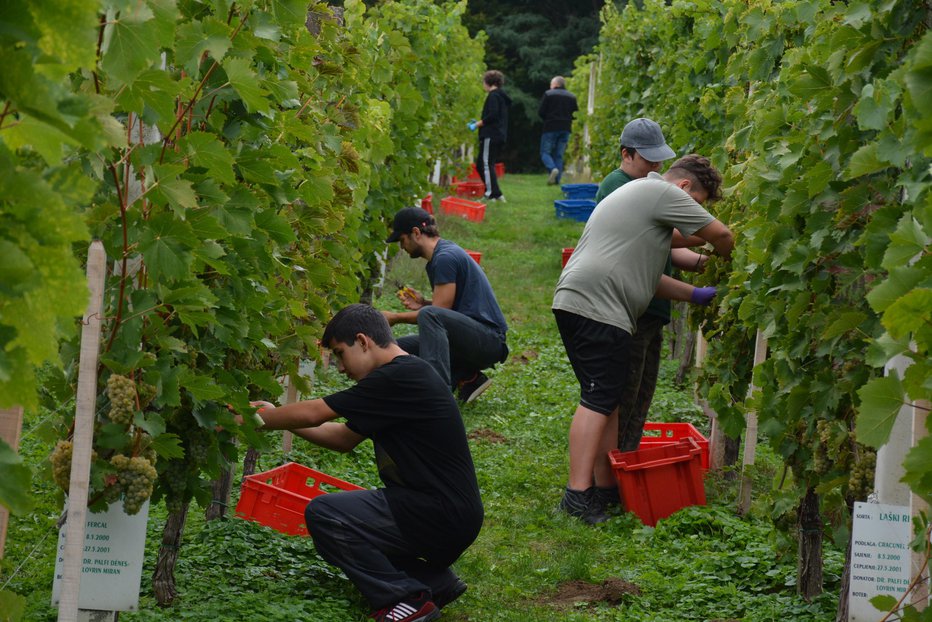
[
  {"xmin": 370, "ymin": 592, "xmax": 440, "ymax": 622},
  {"xmin": 433, "ymin": 578, "xmax": 467, "ymax": 608},
  {"xmin": 592, "ymin": 485, "xmax": 620, "ymax": 510},
  {"xmin": 558, "ymin": 486, "xmax": 608, "ymax": 525},
  {"xmin": 457, "ymin": 372, "xmax": 492, "ymax": 404}
]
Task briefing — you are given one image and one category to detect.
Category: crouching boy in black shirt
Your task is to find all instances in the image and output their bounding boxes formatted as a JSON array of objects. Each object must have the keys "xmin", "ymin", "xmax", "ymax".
[{"xmin": 247, "ymin": 304, "xmax": 483, "ymax": 622}]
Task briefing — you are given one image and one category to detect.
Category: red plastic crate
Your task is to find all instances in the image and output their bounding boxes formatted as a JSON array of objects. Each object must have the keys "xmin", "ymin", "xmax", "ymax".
[
  {"xmin": 235, "ymin": 462, "xmax": 364, "ymax": 536},
  {"xmin": 608, "ymin": 438, "xmax": 706, "ymax": 526},
  {"xmin": 638, "ymin": 422, "xmax": 710, "ymax": 470},
  {"xmin": 466, "ymin": 250, "xmax": 482, "ymax": 264},
  {"xmin": 561, "ymin": 247, "xmax": 574, "ymax": 268},
  {"xmin": 467, "ymin": 162, "xmax": 504, "ymax": 179},
  {"xmin": 440, "ymin": 196, "xmax": 486, "ymax": 222},
  {"xmin": 421, "ymin": 194, "xmax": 433, "ymax": 214},
  {"xmin": 453, "ymin": 180, "xmax": 486, "ymax": 198}
]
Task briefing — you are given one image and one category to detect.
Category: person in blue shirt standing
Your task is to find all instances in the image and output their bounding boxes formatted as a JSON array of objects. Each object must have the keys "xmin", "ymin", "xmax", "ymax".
[
  {"xmin": 538, "ymin": 76, "xmax": 578, "ymax": 185},
  {"xmin": 383, "ymin": 207, "xmax": 509, "ymax": 403}
]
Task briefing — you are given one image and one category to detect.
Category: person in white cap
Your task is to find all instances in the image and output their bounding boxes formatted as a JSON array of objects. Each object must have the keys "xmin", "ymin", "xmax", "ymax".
[{"xmin": 553, "ymin": 153, "xmax": 734, "ymax": 524}]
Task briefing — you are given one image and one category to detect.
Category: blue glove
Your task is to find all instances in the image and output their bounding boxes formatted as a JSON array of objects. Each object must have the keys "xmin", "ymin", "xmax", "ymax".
[
  {"xmin": 467, "ymin": 120, "xmax": 478, "ymax": 131},
  {"xmin": 690, "ymin": 286, "xmax": 717, "ymax": 306}
]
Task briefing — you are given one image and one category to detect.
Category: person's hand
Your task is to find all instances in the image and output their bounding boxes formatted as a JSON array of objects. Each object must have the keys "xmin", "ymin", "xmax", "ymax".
[
  {"xmin": 248, "ymin": 400, "xmax": 275, "ymax": 424},
  {"xmin": 690, "ymin": 286, "xmax": 717, "ymax": 306},
  {"xmin": 396, "ymin": 286, "xmax": 424, "ymax": 310},
  {"xmin": 467, "ymin": 119, "xmax": 478, "ymax": 131}
]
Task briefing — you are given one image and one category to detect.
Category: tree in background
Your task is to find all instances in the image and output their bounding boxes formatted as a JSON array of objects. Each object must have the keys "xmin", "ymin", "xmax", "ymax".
[{"xmin": 461, "ymin": 0, "xmax": 604, "ymax": 172}]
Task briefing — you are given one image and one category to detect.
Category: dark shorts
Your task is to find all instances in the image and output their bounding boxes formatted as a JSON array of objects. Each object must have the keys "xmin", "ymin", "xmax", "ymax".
[{"xmin": 553, "ymin": 309, "xmax": 632, "ymax": 416}]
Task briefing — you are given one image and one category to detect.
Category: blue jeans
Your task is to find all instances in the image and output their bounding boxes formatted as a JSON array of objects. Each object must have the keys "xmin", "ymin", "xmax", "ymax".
[
  {"xmin": 540, "ymin": 130, "xmax": 570, "ymax": 180},
  {"xmin": 397, "ymin": 306, "xmax": 507, "ymax": 388}
]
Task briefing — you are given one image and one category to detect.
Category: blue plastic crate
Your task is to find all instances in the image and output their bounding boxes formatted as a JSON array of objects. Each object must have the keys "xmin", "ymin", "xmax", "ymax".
[
  {"xmin": 554, "ymin": 199, "xmax": 596, "ymax": 222},
  {"xmin": 560, "ymin": 183, "xmax": 599, "ymax": 200}
]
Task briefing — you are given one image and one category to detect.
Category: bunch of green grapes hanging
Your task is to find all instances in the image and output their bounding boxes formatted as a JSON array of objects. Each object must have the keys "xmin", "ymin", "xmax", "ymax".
[
  {"xmin": 811, "ymin": 419, "xmax": 855, "ymax": 477},
  {"xmin": 107, "ymin": 374, "xmax": 138, "ymax": 426},
  {"xmin": 50, "ymin": 440, "xmax": 75, "ymax": 492},
  {"xmin": 159, "ymin": 459, "xmax": 192, "ymax": 514},
  {"xmin": 847, "ymin": 445, "xmax": 877, "ymax": 502},
  {"xmin": 111, "ymin": 454, "xmax": 158, "ymax": 515},
  {"xmin": 49, "ymin": 440, "xmax": 99, "ymax": 495}
]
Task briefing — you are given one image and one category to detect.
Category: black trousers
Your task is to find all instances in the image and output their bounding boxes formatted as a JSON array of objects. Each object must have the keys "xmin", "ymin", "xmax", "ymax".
[
  {"xmin": 305, "ymin": 489, "xmax": 459, "ymax": 610},
  {"xmin": 476, "ymin": 136, "xmax": 503, "ymax": 199}
]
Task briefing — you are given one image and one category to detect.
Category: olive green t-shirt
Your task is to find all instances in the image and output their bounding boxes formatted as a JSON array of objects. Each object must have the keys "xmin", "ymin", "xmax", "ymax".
[{"xmin": 553, "ymin": 172, "xmax": 714, "ymax": 334}]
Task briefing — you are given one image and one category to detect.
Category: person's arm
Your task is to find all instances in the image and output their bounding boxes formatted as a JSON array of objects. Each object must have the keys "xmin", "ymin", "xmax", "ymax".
[
  {"xmin": 291, "ymin": 422, "xmax": 365, "ymax": 453},
  {"xmin": 249, "ymin": 398, "xmax": 339, "ymax": 430},
  {"xmin": 654, "ymin": 275, "xmax": 694, "ymax": 302},
  {"xmin": 692, "ymin": 220, "xmax": 734, "ymax": 260},
  {"xmin": 671, "ymin": 230, "xmax": 707, "ymax": 248},
  {"xmin": 538, "ymin": 94, "xmax": 548, "ymax": 120},
  {"xmin": 671, "ymin": 248, "xmax": 708, "ymax": 273},
  {"xmin": 655, "ymin": 275, "xmax": 717, "ymax": 306}
]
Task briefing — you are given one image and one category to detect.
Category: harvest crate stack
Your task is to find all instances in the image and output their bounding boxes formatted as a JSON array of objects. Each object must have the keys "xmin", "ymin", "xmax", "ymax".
[{"xmin": 609, "ymin": 437, "xmax": 707, "ymax": 526}]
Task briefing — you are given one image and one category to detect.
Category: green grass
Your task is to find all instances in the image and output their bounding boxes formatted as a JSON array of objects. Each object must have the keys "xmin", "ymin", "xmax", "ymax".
[{"xmin": 2, "ymin": 174, "xmax": 841, "ymax": 621}]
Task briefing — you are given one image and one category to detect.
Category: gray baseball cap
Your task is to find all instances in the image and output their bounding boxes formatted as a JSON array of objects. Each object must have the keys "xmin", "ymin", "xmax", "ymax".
[{"xmin": 619, "ymin": 118, "xmax": 675, "ymax": 162}]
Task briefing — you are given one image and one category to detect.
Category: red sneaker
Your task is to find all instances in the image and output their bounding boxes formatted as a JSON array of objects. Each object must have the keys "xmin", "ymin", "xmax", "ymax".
[{"xmin": 370, "ymin": 592, "xmax": 440, "ymax": 622}]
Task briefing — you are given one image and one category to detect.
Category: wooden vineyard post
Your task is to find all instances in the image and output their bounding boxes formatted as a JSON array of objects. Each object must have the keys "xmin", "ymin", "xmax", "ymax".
[
  {"xmin": 283, "ymin": 360, "xmax": 316, "ymax": 454},
  {"xmin": 282, "ymin": 376, "xmax": 298, "ymax": 454},
  {"xmin": 0, "ymin": 405, "xmax": 24, "ymax": 559},
  {"xmin": 737, "ymin": 329, "xmax": 767, "ymax": 516},
  {"xmin": 694, "ymin": 331, "xmax": 726, "ymax": 471},
  {"xmin": 57, "ymin": 241, "xmax": 107, "ymax": 622},
  {"xmin": 580, "ymin": 56, "xmax": 598, "ymax": 180}
]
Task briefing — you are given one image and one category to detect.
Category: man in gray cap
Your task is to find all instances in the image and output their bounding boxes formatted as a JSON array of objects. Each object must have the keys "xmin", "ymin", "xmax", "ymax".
[
  {"xmin": 595, "ymin": 118, "xmax": 676, "ymax": 202},
  {"xmin": 383, "ymin": 207, "xmax": 509, "ymax": 403}
]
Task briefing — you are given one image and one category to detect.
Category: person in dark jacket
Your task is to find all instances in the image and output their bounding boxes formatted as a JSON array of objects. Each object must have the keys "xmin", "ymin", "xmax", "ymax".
[
  {"xmin": 538, "ymin": 76, "xmax": 578, "ymax": 185},
  {"xmin": 473, "ymin": 70, "xmax": 511, "ymax": 201}
]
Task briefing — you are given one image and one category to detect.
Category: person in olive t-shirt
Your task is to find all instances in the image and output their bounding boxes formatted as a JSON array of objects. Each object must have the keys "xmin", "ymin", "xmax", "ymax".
[
  {"xmin": 247, "ymin": 304, "xmax": 482, "ymax": 622},
  {"xmin": 553, "ymin": 155, "xmax": 734, "ymax": 525},
  {"xmin": 594, "ymin": 120, "xmax": 715, "ymax": 514}
]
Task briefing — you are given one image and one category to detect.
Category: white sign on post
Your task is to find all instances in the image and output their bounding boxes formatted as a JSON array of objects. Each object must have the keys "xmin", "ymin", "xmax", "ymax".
[
  {"xmin": 848, "ymin": 501, "xmax": 912, "ymax": 621},
  {"xmin": 52, "ymin": 500, "xmax": 149, "ymax": 611}
]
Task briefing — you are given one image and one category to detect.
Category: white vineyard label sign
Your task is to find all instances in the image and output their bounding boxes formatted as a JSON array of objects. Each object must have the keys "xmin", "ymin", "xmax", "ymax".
[
  {"xmin": 52, "ymin": 500, "xmax": 149, "ymax": 611},
  {"xmin": 848, "ymin": 502, "xmax": 912, "ymax": 621}
]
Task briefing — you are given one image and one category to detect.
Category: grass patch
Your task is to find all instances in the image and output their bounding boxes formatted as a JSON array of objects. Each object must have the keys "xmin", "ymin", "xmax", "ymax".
[{"xmin": 3, "ymin": 174, "xmax": 840, "ymax": 621}]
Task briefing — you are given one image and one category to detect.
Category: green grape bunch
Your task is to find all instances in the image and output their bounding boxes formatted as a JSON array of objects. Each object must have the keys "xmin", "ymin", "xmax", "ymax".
[
  {"xmin": 111, "ymin": 454, "xmax": 158, "ymax": 515},
  {"xmin": 847, "ymin": 449, "xmax": 877, "ymax": 502},
  {"xmin": 50, "ymin": 440, "xmax": 74, "ymax": 492},
  {"xmin": 106, "ymin": 374, "xmax": 138, "ymax": 426}
]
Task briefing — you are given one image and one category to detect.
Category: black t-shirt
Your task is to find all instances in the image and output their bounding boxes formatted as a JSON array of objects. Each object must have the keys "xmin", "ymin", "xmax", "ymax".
[{"xmin": 322, "ymin": 355, "xmax": 484, "ymax": 566}]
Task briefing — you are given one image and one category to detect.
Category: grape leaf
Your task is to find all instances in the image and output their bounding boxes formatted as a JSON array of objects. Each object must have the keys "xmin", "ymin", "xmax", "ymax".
[{"xmin": 856, "ymin": 374, "xmax": 906, "ymax": 448}]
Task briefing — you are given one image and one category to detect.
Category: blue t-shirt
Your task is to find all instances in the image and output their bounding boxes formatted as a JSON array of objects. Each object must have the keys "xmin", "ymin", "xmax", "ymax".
[{"xmin": 427, "ymin": 239, "xmax": 508, "ymax": 336}]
